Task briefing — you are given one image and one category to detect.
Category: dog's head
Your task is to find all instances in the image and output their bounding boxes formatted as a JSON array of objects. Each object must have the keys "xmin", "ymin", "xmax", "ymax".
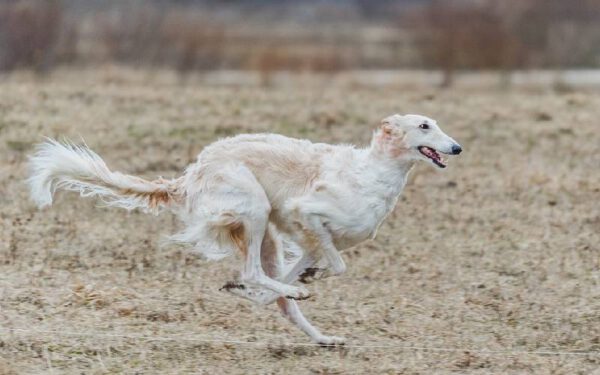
[{"xmin": 374, "ymin": 114, "xmax": 462, "ymax": 168}]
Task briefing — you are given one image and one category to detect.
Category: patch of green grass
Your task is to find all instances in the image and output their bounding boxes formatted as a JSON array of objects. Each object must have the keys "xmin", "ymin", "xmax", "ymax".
[
  {"xmin": 126, "ymin": 124, "xmax": 153, "ymax": 140},
  {"xmin": 6, "ymin": 140, "xmax": 32, "ymax": 152},
  {"xmin": 167, "ymin": 126, "xmax": 202, "ymax": 138},
  {"xmin": 213, "ymin": 125, "xmax": 243, "ymax": 137}
]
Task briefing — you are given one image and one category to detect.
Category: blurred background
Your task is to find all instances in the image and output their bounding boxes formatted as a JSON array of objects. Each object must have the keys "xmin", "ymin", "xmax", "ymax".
[
  {"xmin": 2, "ymin": 1, "xmax": 600, "ymax": 373},
  {"xmin": 1, "ymin": 0, "xmax": 600, "ymax": 88}
]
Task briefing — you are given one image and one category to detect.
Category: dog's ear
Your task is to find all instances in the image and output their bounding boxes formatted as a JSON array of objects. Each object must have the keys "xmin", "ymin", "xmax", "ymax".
[
  {"xmin": 379, "ymin": 117, "xmax": 405, "ymax": 140},
  {"xmin": 380, "ymin": 119, "xmax": 394, "ymax": 136}
]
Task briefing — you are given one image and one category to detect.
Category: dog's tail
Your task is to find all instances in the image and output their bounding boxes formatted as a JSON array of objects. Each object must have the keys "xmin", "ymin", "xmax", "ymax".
[{"xmin": 27, "ymin": 139, "xmax": 181, "ymax": 214}]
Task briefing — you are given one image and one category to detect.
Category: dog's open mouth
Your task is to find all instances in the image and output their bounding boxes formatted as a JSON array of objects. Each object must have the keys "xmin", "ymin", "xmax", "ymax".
[{"xmin": 418, "ymin": 146, "xmax": 446, "ymax": 168}]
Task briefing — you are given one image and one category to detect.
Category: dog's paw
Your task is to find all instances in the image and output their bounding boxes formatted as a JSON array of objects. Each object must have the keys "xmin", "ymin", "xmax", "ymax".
[
  {"xmin": 219, "ymin": 281, "xmax": 246, "ymax": 291},
  {"xmin": 221, "ymin": 282, "xmax": 278, "ymax": 305},
  {"xmin": 315, "ymin": 335, "xmax": 346, "ymax": 347},
  {"xmin": 284, "ymin": 285, "xmax": 311, "ymax": 300},
  {"xmin": 299, "ymin": 267, "xmax": 327, "ymax": 284}
]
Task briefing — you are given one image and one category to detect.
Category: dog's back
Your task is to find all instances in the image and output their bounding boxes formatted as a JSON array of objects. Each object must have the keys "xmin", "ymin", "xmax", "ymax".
[{"xmin": 186, "ymin": 133, "xmax": 330, "ymax": 208}]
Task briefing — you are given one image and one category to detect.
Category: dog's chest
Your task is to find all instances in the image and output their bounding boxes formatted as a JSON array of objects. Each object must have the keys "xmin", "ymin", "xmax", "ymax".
[
  {"xmin": 305, "ymin": 153, "xmax": 411, "ymax": 249},
  {"xmin": 326, "ymin": 185, "xmax": 402, "ymax": 249}
]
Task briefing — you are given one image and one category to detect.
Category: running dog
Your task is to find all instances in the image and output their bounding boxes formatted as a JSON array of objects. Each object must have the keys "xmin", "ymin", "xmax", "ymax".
[{"xmin": 28, "ymin": 114, "xmax": 462, "ymax": 345}]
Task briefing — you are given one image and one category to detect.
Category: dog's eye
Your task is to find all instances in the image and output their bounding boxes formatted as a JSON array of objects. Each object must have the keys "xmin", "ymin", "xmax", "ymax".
[{"xmin": 419, "ymin": 123, "xmax": 429, "ymax": 130}]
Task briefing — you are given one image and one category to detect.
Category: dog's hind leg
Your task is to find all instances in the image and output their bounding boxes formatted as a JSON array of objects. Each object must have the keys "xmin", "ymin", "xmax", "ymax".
[
  {"xmin": 224, "ymin": 225, "xmax": 296, "ymax": 304},
  {"xmin": 224, "ymin": 239, "xmax": 323, "ymax": 305},
  {"xmin": 215, "ymin": 165, "xmax": 309, "ymax": 300},
  {"xmin": 277, "ymin": 297, "xmax": 345, "ymax": 346},
  {"xmin": 223, "ymin": 226, "xmax": 343, "ymax": 344}
]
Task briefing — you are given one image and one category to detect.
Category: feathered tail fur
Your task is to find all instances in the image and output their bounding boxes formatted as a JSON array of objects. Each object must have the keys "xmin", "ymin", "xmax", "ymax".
[{"xmin": 27, "ymin": 139, "xmax": 180, "ymax": 214}]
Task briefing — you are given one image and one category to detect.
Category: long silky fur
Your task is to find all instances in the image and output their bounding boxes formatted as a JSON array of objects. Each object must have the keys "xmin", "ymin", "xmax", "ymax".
[{"xmin": 27, "ymin": 138, "xmax": 174, "ymax": 214}]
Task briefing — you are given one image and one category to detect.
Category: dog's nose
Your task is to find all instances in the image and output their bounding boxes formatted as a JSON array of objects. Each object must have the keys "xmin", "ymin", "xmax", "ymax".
[{"xmin": 451, "ymin": 144, "xmax": 462, "ymax": 155}]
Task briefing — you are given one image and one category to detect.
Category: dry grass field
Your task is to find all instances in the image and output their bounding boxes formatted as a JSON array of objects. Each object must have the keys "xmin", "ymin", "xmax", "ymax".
[{"xmin": 0, "ymin": 69, "xmax": 599, "ymax": 374}]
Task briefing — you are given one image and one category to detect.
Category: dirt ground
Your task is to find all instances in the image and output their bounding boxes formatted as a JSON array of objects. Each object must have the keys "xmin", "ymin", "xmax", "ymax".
[{"xmin": 0, "ymin": 69, "xmax": 599, "ymax": 374}]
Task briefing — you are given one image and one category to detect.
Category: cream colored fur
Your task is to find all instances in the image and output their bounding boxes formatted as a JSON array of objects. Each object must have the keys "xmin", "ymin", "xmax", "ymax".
[{"xmin": 27, "ymin": 114, "xmax": 461, "ymax": 345}]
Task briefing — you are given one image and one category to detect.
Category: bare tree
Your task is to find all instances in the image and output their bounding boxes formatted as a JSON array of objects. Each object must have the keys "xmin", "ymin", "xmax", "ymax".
[
  {"xmin": 409, "ymin": 1, "xmax": 523, "ymax": 87},
  {"xmin": 0, "ymin": 0, "xmax": 73, "ymax": 72}
]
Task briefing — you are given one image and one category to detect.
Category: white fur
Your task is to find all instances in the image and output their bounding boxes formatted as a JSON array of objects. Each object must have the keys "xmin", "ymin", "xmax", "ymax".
[
  {"xmin": 28, "ymin": 139, "xmax": 176, "ymax": 214},
  {"xmin": 27, "ymin": 114, "xmax": 461, "ymax": 344}
]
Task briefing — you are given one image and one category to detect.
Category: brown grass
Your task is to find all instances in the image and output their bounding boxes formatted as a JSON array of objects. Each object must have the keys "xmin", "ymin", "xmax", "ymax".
[{"xmin": 0, "ymin": 69, "xmax": 599, "ymax": 373}]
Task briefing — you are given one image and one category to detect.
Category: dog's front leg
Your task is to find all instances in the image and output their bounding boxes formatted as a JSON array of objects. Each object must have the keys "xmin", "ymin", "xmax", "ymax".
[{"xmin": 293, "ymin": 212, "xmax": 346, "ymax": 282}]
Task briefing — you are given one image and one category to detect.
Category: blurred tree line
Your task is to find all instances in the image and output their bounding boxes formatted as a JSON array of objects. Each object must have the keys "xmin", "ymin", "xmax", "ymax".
[
  {"xmin": 412, "ymin": 0, "xmax": 600, "ymax": 86},
  {"xmin": 0, "ymin": 0, "xmax": 599, "ymax": 85}
]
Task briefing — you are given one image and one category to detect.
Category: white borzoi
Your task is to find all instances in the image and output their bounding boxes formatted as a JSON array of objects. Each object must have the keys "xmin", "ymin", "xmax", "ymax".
[{"xmin": 28, "ymin": 114, "xmax": 461, "ymax": 345}]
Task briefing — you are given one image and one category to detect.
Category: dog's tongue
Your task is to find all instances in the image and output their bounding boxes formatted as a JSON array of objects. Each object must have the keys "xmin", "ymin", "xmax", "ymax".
[
  {"xmin": 420, "ymin": 146, "xmax": 447, "ymax": 167},
  {"xmin": 423, "ymin": 147, "xmax": 439, "ymax": 159}
]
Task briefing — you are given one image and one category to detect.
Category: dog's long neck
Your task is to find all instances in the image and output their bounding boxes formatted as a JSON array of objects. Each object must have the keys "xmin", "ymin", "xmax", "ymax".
[{"xmin": 354, "ymin": 144, "xmax": 415, "ymax": 202}]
